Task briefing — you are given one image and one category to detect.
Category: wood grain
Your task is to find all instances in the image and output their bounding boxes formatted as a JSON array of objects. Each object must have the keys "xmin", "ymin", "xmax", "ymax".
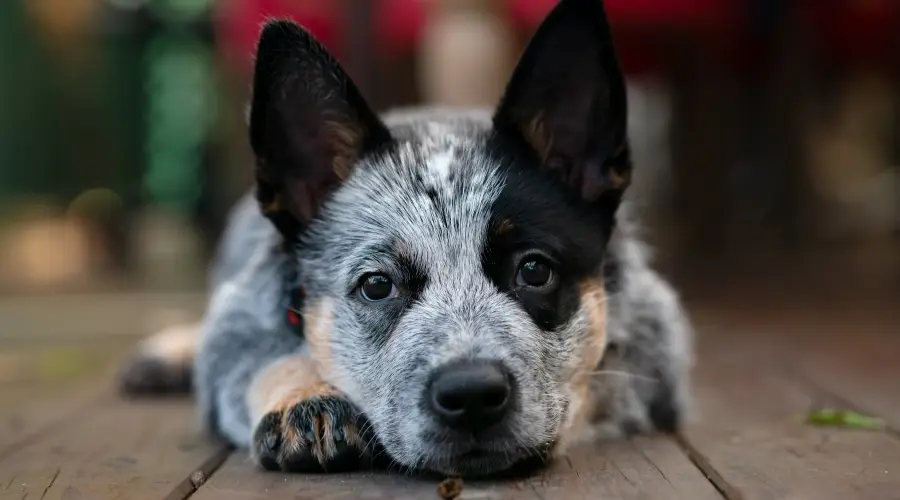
[
  {"xmin": 0, "ymin": 291, "xmax": 207, "ymax": 471},
  {"xmin": 0, "ymin": 340, "xmax": 135, "ymax": 456},
  {"xmin": 192, "ymin": 434, "xmax": 720, "ymax": 499},
  {"xmin": 5, "ymin": 294, "xmax": 898, "ymax": 500},
  {"xmin": 681, "ymin": 321, "xmax": 900, "ymax": 500},
  {"xmin": 787, "ymin": 309, "xmax": 900, "ymax": 431},
  {"xmin": 0, "ymin": 292, "xmax": 205, "ymax": 343},
  {"xmin": 0, "ymin": 396, "xmax": 230, "ymax": 500}
]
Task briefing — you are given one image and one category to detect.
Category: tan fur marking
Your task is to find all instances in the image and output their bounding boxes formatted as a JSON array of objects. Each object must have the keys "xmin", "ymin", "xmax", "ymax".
[
  {"xmin": 608, "ymin": 167, "xmax": 631, "ymax": 191},
  {"xmin": 280, "ymin": 416, "xmax": 303, "ymax": 455},
  {"xmin": 313, "ymin": 412, "xmax": 337, "ymax": 463},
  {"xmin": 324, "ymin": 120, "xmax": 364, "ymax": 181},
  {"xmin": 576, "ymin": 279, "xmax": 609, "ymax": 381},
  {"xmin": 141, "ymin": 321, "xmax": 201, "ymax": 366},
  {"xmin": 303, "ymin": 299, "xmax": 335, "ymax": 381},
  {"xmin": 247, "ymin": 355, "xmax": 331, "ymax": 425},
  {"xmin": 491, "ymin": 218, "xmax": 514, "ymax": 235},
  {"xmin": 248, "ymin": 355, "xmax": 362, "ymax": 467},
  {"xmin": 261, "ymin": 193, "xmax": 282, "ymax": 214},
  {"xmin": 343, "ymin": 421, "xmax": 363, "ymax": 447},
  {"xmin": 559, "ymin": 278, "xmax": 609, "ymax": 449},
  {"xmin": 521, "ymin": 113, "xmax": 553, "ymax": 162}
]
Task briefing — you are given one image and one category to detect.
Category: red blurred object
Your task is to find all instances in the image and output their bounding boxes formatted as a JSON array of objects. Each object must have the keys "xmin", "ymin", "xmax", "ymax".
[
  {"xmin": 375, "ymin": 0, "xmax": 426, "ymax": 56},
  {"xmin": 215, "ymin": 0, "xmax": 899, "ymax": 84},
  {"xmin": 507, "ymin": 0, "xmax": 742, "ymax": 76},
  {"xmin": 507, "ymin": 0, "xmax": 740, "ymax": 31},
  {"xmin": 803, "ymin": 0, "xmax": 900, "ymax": 67},
  {"xmin": 215, "ymin": 0, "xmax": 340, "ymax": 76},
  {"xmin": 214, "ymin": 0, "xmax": 427, "ymax": 77},
  {"xmin": 215, "ymin": 0, "xmax": 747, "ymax": 80}
]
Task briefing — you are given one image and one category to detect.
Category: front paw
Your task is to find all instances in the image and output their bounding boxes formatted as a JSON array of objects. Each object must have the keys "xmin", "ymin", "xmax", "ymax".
[{"xmin": 252, "ymin": 394, "xmax": 367, "ymax": 472}]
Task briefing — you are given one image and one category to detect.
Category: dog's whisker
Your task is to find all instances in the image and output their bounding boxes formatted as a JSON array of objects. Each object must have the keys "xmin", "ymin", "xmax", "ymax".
[{"xmin": 589, "ymin": 369, "xmax": 660, "ymax": 383}]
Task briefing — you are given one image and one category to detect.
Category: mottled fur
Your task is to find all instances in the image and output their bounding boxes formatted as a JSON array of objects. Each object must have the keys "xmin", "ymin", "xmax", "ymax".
[{"xmin": 119, "ymin": 0, "xmax": 693, "ymax": 478}]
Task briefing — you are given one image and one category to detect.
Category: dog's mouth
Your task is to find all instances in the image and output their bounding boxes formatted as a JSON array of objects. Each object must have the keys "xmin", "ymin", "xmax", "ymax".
[{"xmin": 358, "ymin": 413, "xmax": 555, "ymax": 477}]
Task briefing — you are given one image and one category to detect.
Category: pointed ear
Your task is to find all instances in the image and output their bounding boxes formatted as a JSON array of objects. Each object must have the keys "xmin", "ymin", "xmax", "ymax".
[
  {"xmin": 492, "ymin": 0, "xmax": 630, "ymax": 205},
  {"xmin": 249, "ymin": 20, "xmax": 392, "ymax": 238}
]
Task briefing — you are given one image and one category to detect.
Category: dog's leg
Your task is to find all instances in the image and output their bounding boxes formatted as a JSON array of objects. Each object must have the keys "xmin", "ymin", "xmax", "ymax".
[
  {"xmin": 118, "ymin": 321, "xmax": 201, "ymax": 396},
  {"xmin": 191, "ymin": 236, "xmax": 373, "ymax": 473},
  {"xmin": 246, "ymin": 355, "xmax": 368, "ymax": 472},
  {"xmin": 589, "ymin": 248, "xmax": 694, "ymax": 439}
]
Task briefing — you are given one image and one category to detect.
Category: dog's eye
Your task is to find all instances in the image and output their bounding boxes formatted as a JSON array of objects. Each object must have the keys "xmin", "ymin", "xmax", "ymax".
[
  {"xmin": 516, "ymin": 257, "xmax": 553, "ymax": 288},
  {"xmin": 360, "ymin": 274, "xmax": 397, "ymax": 301}
]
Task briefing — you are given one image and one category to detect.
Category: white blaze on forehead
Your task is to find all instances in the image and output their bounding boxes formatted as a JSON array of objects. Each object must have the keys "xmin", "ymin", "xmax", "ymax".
[
  {"xmin": 422, "ymin": 123, "xmax": 462, "ymax": 184},
  {"xmin": 329, "ymin": 117, "xmax": 506, "ymax": 279},
  {"xmin": 427, "ymin": 146, "xmax": 456, "ymax": 183},
  {"xmin": 425, "ymin": 120, "xmax": 452, "ymax": 137}
]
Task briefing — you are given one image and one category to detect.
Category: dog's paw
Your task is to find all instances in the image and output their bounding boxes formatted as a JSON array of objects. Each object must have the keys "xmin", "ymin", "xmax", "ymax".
[
  {"xmin": 118, "ymin": 354, "xmax": 192, "ymax": 396},
  {"xmin": 252, "ymin": 394, "xmax": 368, "ymax": 473},
  {"xmin": 118, "ymin": 323, "xmax": 199, "ymax": 396}
]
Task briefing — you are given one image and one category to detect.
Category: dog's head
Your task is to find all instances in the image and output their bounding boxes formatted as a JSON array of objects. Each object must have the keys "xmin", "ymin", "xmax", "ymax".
[{"xmin": 249, "ymin": 0, "xmax": 630, "ymax": 476}]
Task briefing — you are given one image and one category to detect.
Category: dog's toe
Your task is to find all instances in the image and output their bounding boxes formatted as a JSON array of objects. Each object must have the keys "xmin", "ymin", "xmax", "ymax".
[{"xmin": 252, "ymin": 396, "xmax": 366, "ymax": 473}]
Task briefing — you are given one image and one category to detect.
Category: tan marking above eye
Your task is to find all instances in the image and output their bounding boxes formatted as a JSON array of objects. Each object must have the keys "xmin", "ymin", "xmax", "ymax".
[
  {"xmin": 492, "ymin": 218, "xmax": 515, "ymax": 235},
  {"xmin": 260, "ymin": 193, "xmax": 283, "ymax": 214},
  {"xmin": 608, "ymin": 167, "xmax": 631, "ymax": 191}
]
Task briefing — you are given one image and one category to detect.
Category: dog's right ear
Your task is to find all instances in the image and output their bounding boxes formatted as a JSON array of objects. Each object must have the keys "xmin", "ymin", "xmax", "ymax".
[
  {"xmin": 249, "ymin": 20, "xmax": 392, "ymax": 239},
  {"xmin": 492, "ymin": 0, "xmax": 629, "ymax": 209}
]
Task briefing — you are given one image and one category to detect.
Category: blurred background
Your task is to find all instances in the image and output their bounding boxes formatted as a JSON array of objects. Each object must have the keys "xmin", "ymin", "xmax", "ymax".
[{"xmin": 0, "ymin": 0, "xmax": 897, "ymax": 308}]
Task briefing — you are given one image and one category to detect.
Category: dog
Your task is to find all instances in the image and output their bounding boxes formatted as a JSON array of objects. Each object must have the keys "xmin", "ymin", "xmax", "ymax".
[{"xmin": 118, "ymin": 0, "xmax": 694, "ymax": 478}]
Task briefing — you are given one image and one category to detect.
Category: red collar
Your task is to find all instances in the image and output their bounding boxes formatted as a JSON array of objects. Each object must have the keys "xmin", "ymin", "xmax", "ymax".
[{"xmin": 286, "ymin": 286, "xmax": 306, "ymax": 332}]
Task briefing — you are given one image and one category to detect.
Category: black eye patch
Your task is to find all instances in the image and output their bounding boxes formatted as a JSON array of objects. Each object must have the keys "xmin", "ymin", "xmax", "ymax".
[{"xmin": 483, "ymin": 161, "xmax": 610, "ymax": 331}]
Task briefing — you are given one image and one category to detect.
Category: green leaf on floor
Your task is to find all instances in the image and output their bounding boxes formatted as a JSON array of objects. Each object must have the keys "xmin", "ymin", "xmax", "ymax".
[{"xmin": 806, "ymin": 408, "xmax": 886, "ymax": 430}]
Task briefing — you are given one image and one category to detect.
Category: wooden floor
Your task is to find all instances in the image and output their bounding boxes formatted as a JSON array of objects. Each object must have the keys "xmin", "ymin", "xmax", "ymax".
[{"xmin": 1, "ymin": 292, "xmax": 898, "ymax": 500}]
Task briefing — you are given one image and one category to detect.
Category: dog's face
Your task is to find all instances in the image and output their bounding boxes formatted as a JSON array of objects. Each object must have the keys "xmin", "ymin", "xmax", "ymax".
[{"xmin": 249, "ymin": 0, "xmax": 630, "ymax": 476}]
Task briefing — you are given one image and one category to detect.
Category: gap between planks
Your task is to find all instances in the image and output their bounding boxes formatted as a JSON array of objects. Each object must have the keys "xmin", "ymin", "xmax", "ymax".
[
  {"xmin": 673, "ymin": 433, "xmax": 744, "ymax": 500},
  {"xmin": 677, "ymin": 314, "xmax": 900, "ymax": 500},
  {"xmin": 164, "ymin": 445, "xmax": 234, "ymax": 500},
  {"xmin": 186, "ymin": 434, "xmax": 723, "ymax": 500}
]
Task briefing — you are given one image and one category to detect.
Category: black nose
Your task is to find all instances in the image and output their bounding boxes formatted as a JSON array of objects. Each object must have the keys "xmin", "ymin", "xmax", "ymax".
[{"xmin": 428, "ymin": 360, "xmax": 513, "ymax": 431}]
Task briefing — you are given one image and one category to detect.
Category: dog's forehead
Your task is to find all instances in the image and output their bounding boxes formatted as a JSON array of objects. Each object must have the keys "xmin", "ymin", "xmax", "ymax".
[{"xmin": 326, "ymin": 111, "xmax": 503, "ymax": 267}]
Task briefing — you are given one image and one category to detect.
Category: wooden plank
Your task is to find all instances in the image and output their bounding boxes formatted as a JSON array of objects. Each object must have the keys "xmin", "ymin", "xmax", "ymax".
[
  {"xmin": 0, "ymin": 387, "xmax": 104, "ymax": 462},
  {"xmin": 0, "ymin": 396, "xmax": 230, "ymax": 500},
  {"xmin": 788, "ymin": 309, "xmax": 900, "ymax": 431},
  {"xmin": 0, "ymin": 291, "xmax": 205, "ymax": 455},
  {"xmin": 194, "ymin": 435, "xmax": 719, "ymax": 499},
  {"xmin": 681, "ymin": 324, "xmax": 900, "ymax": 500},
  {"xmin": 0, "ymin": 339, "xmax": 136, "ymax": 454},
  {"xmin": 0, "ymin": 292, "xmax": 205, "ymax": 343}
]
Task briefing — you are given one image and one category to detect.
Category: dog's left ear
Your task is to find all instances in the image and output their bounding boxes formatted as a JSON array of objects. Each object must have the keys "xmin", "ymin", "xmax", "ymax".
[{"xmin": 493, "ymin": 0, "xmax": 630, "ymax": 204}]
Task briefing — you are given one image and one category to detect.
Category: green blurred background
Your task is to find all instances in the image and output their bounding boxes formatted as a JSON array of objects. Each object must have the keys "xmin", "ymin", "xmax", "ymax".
[{"xmin": 0, "ymin": 0, "xmax": 897, "ymax": 302}]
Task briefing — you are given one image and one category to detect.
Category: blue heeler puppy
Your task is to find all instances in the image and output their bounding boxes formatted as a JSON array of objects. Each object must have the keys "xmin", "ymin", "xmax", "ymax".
[{"xmin": 119, "ymin": 0, "xmax": 694, "ymax": 478}]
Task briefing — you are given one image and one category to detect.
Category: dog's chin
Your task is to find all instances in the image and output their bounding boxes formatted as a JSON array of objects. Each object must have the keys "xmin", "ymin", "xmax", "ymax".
[
  {"xmin": 426, "ymin": 450, "xmax": 519, "ymax": 477},
  {"xmin": 419, "ymin": 443, "xmax": 553, "ymax": 478}
]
